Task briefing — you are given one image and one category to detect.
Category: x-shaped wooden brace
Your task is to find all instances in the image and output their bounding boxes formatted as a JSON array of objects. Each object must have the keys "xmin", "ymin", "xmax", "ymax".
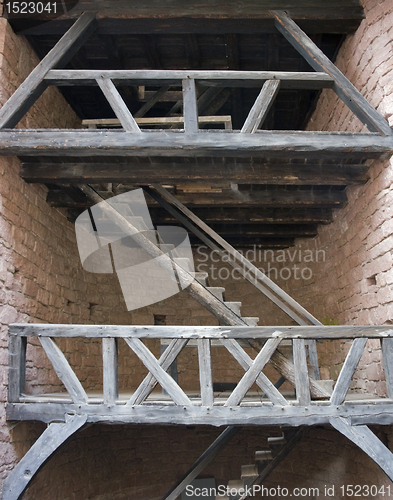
[{"xmin": 125, "ymin": 338, "xmax": 191, "ymax": 406}]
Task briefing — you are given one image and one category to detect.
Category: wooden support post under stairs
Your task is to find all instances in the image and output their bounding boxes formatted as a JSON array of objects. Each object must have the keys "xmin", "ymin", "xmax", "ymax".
[
  {"xmin": 1, "ymin": 414, "xmax": 87, "ymax": 500},
  {"xmin": 162, "ymin": 426, "xmax": 240, "ymax": 500},
  {"xmin": 0, "ymin": 12, "xmax": 97, "ymax": 129},
  {"xmin": 241, "ymin": 80, "xmax": 280, "ymax": 133}
]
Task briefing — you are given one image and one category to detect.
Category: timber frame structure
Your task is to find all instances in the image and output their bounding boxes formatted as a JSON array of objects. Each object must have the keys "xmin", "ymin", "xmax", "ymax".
[{"xmin": 2, "ymin": 2, "xmax": 393, "ymax": 499}]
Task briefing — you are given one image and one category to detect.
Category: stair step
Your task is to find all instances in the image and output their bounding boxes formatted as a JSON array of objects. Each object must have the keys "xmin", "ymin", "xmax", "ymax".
[
  {"xmin": 173, "ymin": 257, "xmax": 191, "ymax": 271},
  {"xmin": 255, "ymin": 449, "xmax": 273, "ymax": 461},
  {"xmin": 124, "ymin": 216, "xmax": 150, "ymax": 231},
  {"xmin": 216, "ymin": 496, "xmax": 229, "ymax": 500},
  {"xmin": 242, "ymin": 317, "xmax": 259, "ymax": 326},
  {"xmin": 227, "ymin": 479, "xmax": 244, "ymax": 494},
  {"xmin": 224, "ymin": 301, "xmax": 242, "ymax": 316},
  {"xmin": 268, "ymin": 435, "xmax": 286, "ymax": 449},
  {"xmin": 194, "ymin": 272, "xmax": 209, "ymax": 286},
  {"xmin": 207, "ymin": 286, "xmax": 226, "ymax": 301},
  {"xmin": 240, "ymin": 464, "xmax": 258, "ymax": 480}
]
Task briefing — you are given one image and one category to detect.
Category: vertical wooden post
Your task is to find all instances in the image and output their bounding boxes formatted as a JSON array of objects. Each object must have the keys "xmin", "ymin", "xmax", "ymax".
[
  {"xmin": 198, "ymin": 339, "xmax": 214, "ymax": 406},
  {"xmin": 8, "ymin": 335, "xmax": 26, "ymax": 403},
  {"xmin": 382, "ymin": 338, "xmax": 393, "ymax": 399},
  {"xmin": 182, "ymin": 78, "xmax": 199, "ymax": 133},
  {"xmin": 103, "ymin": 337, "xmax": 119, "ymax": 406},
  {"xmin": 293, "ymin": 339, "xmax": 311, "ymax": 405}
]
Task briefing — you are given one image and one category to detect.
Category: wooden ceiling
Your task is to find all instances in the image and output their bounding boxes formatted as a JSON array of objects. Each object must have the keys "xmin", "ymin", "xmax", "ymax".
[{"xmin": 6, "ymin": 1, "xmax": 371, "ymax": 248}]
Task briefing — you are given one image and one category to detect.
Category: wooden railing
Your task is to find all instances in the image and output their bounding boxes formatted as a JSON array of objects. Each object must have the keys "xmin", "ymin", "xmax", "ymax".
[{"xmin": 7, "ymin": 324, "xmax": 393, "ymax": 426}]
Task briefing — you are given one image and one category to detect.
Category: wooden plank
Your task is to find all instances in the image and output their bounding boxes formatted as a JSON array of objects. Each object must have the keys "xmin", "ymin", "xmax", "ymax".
[
  {"xmin": 225, "ymin": 338, "xmax": 281, "ymax": 406},
  {"xmin": 10, "ymin": 324, "xmax": 393, "ymax": 340},
  {"xmin": 330, "ymin": 338, "xmax": 367, "ymax": 405},
  {"xmin": 0, "ymin": 130, "xmax": 390, "ymax": 158},
  {"xmin": 149, "ymin": 184, "xmax": 322, "ymax": 327},
  {"xmin": 198, "ymin": 339, "xmax": 214, "ymax": 407},
  {"xmin": 162, "ymin": 427, "xmax": 239, "ymax": 500},
  {"xmin": 82, "ymin": 115, "xmax": 232, "ymax": 127},
  {"xmin": 102, "ymin": 337, "xmax": 118, "ymax": 406},
  {"xmin": 8, "ymin": 335, "xmax": 26, "ymax": 403},
  {"xmin": 268, "ymin": 349, "xmax": 330, "ymax": 399},
  {"xmin": 330, "ymin": 417, "xmax": 393, "ymax": 482},
  {"xmin": 382, "ymin": 338, "xmax": 393, "ymax": 399},
  {"xmin": 182, "ymin": 78, "xmax": 199, "ymax": 133},
  {"xmin": 241, "ymin": 80, "xmax": 280, "ymax": 133},
  {"xmin": 221, "ymin": 339, "xmax": 288, "ymax": 406},
  {"xmin": 272, "ymin": 11, "xmax": 393, "ymax": 136},
  {"xmin": 21, "ymin": 161, "xmax": 369, "ymax": 185},
  {"xmin": 9, "ymin": 402, "xmax": 393, "ymax": 427},
  {"xmin": 134, "ymin": 86, "xmax": 171, "ymax": 118},
  {"xmin": 2, "ymin": 414, "xmax": 87, "ymax": 500},
  {"xmin": 124, "ymin": 338, "xmax": 192, "ymax": 406},
  {"xmin": 96, "ymin": 78, "xmax": 141, "ymax": 133},
  {"xmin": 39, "ymin": 337, "xmax": 88, "ymax": 404},
  {"xmin": 45, "ymin": 69, "xmax": 335, "ymax": 88},
  {"xmin": 128, "ymin": 339, "xmax": 188, "ymax": 405},
  {"xmin": 0, "ymin": 12, "xmax": 97, "ymax": 129},
  {"xmin": 293, "ymin": 339, "xmax": 311, "ymax": 405}
]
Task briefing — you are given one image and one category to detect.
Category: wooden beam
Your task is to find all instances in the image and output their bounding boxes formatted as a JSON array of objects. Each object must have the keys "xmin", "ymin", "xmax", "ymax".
[
  {"xmin": 0, "ymin": 12, "xmax": 97, "ymax": 129},
  {"xmin": 225, "ymin": 338, "xmax": 281, "ymax": 406},
  {"xmin": 45, "ymin": 69, "xmax": 335, "ymax": 89},
  {"xmin": 221, "ymin": 339, "xmax": 288, "ymax": 406},
  {"xmin": 1, "ymin": 130, "xmax": 391, "ymax": 157},
  {"xmin": 11, "ymin": 324, "xmax": 393, "ymax": 340},
  {"xmin": 293, "ymin": 339, "xmax": 311, "ymax": 405},
  {"xmin": 198, "ymin": 339, "xmax": 214, "ymax": 407},
  {"xmin": 241, "ymin": 80, "xmax": 280, "ymax": 133},
  {"xmin": 2, "ymin": 414, "xmax": 87, "ymax": 500},
  {"xmin": 134, "ymin": 86, "xmax": 171, "ymax": 118},
  {"xmin": 272, "ymin": 11, "xmax": 393, "ymax": 136},
  {"xmin": 330, "ymin": 417, "xmax": 393, "ymax": 482},
  {"xmin": 8, "ymin": 335, "xmax": 26, "ymax": 403},
  {"xmin": 96, "ymin": 78, "xmax": 141, "ymax": 133},
  {"xmin": 382, "ymin": 338, "xmax": 393, "ymax": 399},
  {"xmin": 330, "ymin": 337, "xmax": 367, "ymax": 405},
  {"xmin": 39, "ymin": 337, "xmax": 88, "ymax": 404},
  {"xmin": 102, "ymin": 338, "xmax": 118, "ymax": 406},
  {"xmin": 182, "ymin": 79, "xmax": 199, "ymax": 133},
  {"xmin": 162, "ymin": 426, "xmax": 240, "ymax": 500},
  {"xmin": 21, "ymin": 161, "xmax": 369, "ymax": 185}
]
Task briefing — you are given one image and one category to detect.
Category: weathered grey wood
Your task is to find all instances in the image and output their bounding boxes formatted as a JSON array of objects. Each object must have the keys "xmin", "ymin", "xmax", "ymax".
[
  {"xmin": 273, "ymin": 11, "xmax": 393, "ymax": 136},
  {"xmin": 96, "ymin": 78, "xmax": 141, "ymax": 133},
  {"xmin": 382, "ymin": 338, "xmax": 393, "ymax": 399},
  {"xmin": 238, "ymin": 428, "xmax": 308, "ymax": 500},
  {"xmin": 10, "ymin": 324, "xmax": 393, "ymax": 340},
  {"xmin": 162, "ymin": 427, "xmax": 239, "ymax": 500},
  {"xmin": 293, "ymin": 339, "xmax": 311, "ymax": 405},
  {"xmin": 182, "ymin": 78, "xmax": 199, "ymax": 133},
  {"xmin": 124, "ymin": 338, "xmax": 192, "ymax": 406},
  {"xmin": 102, "ymin": 337, "xmax": 118, "ymax": 406},
  {"xmin": 134, "ymin": 86, "xmax": 171, "ymax": 118},
  {"xmin": 330, "ymin": 417, "xmax": 393, "ymax": 482},
  {"xmin": 2, "ymin": 414, "xmax": 87, "ymax": 500},
  {"xmin": 8, "ymin": 402, "xmax": 393, "ymax": 427},
  {"xmin": 8, "ymin": 335, "xmax": 26, "ymax": 403},
  {"xmin": 330, "ymin": 337, "xmax": 367, "ymax": 405},
  {"xmin": 241, "ymin": 80, "xmax": 280, "ymax": 133},
  {"xmin": 150, "ymin": 184, "xmax": 323, "ymax": 327},
  {"xmin": 225, "ymin": 338, "xmax": 281, "ymax": 406},
  {"xmin": 198, "ymin": 339, "xmax": 214, "ymax": 407},
  {"xmin": 82, "ymin": 115, "xmax": 232, "ymax": 128},
  {"xmin": 220, "ymin": 339, "xmax": 288, "ymax": 406},
  {"xmin": 307, "ymin": 340, "xmax": 320, "ymax": 380},
  {"xmin": 0, "ymin": 12, "xmax": 97, "ymax": 129},
  {"xmin": 128, "ymin": 339, "xmax": 188, "ymax": 405},
  {"xmin": 39, "ymin": 337, "xmax": 88, "ymax": 404},
  {"xmin": 268, "ymin": 349, "xmax": 330, "ymax": 399},
  {"xmin": 45, "ymin": 69, "xmax": 334, "ymax": 88},
  {"xmin": 21, "ymin": 161, "xmax": 368, "ymax": 185},
  {"xmin": 0, "ymin": 130, "xmax": 390, "ymax": 158}
]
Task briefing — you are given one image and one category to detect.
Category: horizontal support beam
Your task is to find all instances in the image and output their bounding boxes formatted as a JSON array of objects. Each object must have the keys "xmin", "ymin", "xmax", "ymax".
[
  {"xmin": 195, "ymin": 224, "xmax": 318, "ymax": 237},
  {"xmin": 0, "ymin": 131, "xmax": 390, "ymax": 158},
  {"xmin": 20, "ymin": 161, "xmax": 369, "ymax": 185},
  {"xmin": 7, "ymin": 402, "xmax": 393, "ymax": 427},
  {"xmin": 45, "ymin": 70, "xmax": 334, "ymax": 89},
  {"xmin": 9, "ymin": 324, "xmax": 393, "ymax": 339}
]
